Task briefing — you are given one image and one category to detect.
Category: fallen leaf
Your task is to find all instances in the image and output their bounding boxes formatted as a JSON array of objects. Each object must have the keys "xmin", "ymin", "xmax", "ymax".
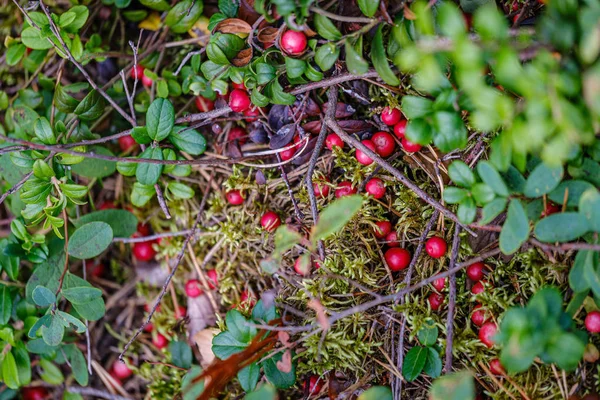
[
  {"xmin": 187, "ymin": 294, "xmax": 217, "ymax": 338},
  {"xmin": 276, "ymin": 349, "xmax": 293, "ymax": 373},
  {"xmin": 193, "ymin": 328, "xmax": 220, "ymax": 368}
]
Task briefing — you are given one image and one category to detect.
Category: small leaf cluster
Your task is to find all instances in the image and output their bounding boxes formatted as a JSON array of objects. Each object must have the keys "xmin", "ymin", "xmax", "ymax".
[{"xmin": 402, "ymin": 320, "xmax": 443, "ymax": 382}]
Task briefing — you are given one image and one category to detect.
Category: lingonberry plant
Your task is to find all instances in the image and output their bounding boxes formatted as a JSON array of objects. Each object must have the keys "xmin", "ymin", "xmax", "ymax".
[{"xmin": 1, "ymin": 0, "xmax": 600, "ymax": 399}]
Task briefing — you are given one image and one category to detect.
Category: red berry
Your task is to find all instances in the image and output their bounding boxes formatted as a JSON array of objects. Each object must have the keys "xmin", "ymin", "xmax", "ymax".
[
  {"xmin": 385, "ymin": 248, "xmax": 411, "ymax": 271},
  {"xmin": 141, "ymin": 75, "xmax": 153, "ymax": 88},
  {"xmin": 229, "ymin": 89, "xmax": 251, "ymax": 113},
  {"xmin": 313, "ymin": 179, "xmax": 330, "ymax": 198},
  {"xmin": 21, "ymin": 387, "xmax": 49, "ymax": 400},
  {"xmin": 428, "ymin": 292, "xmax": 445, "ymax": 311},
  {"xmin": 432, "ymin": 277, "xmax": 446, "ymax": 292},
  {"xmin": 130, "ymin": 65, "xmax": 144, "ymax": 80},
  {"xmin": 401, "ymin": 138, "xmax": 422, "ymax": 153},
  {"xmin": 144, "ymin": 322, "xmax": 153, "ymax": 332},
  {"xmin": 479, "ymin": 322, "xmax": 497, "ymax": 348},
  {"xmin": 489, "ymin": 359, "xmax": 505, "ymax": 375},
  {"xmin": 425, "ymin": 236, "xmax": 447, "ymax": 259},
  {"xmin": 385, "ymin": 231, "xmax": 399, "ymax": 247},
  {"xmin": 393, "ymin": 120, "xmax": 407, "ymax": 139},
  {"xmin": 472, "ymin": 280, "xmax": 491, "ymax": 295},
  {"xmin": 118, "ymin": 135, "xmax": 137, "ymax": 152},
  {"xmin": 243, "ymin": 106, "xmax": 261, "ymax": 121},
  {"xmin": 541, "ymin": 202, "xmax": 561, "ymax": 218},
  {"xmin": 303, "ymin": 375, "xmax": 325, "ymax": 396},
  {"xmin": 381, "ymin": 107, "xmax": 401, "ymax": 126},
  {"xmin": 153, "ymin": 333, "xmax": 169, "ymax": 349},
  {"xmin": 112, "ymin": 361, "xmax": 133, "ymax": 380},
  {"xmin": 585, "ymin": 311, "xmax": 600, "ymax": 333},
  {"xmin": 365, "ymin": 178, "xmax": 386, "ymax": 199},
  {"xmin": 86, "ymin": 262, "xmax": 105, "ymax": 278},
  {"xmin": 240, "ymin": 290, "xmax": 256, "ymax": 308},
  {"xmin": 229, "ymin": 126, "xmax": 247, "ymax": 144},
  {"xmin": 294, "ymin": 257, "xmax": 311, "ymax": 276},
  {"xmin": 206, "ymin": 269, "xmax": 218, "ymax": 289},
  {"xmin": 471, "ymin": 304, "xmax": 489, "ymax": 327},
  {"xmin": 261, "ymin": 211, "xmax": 281, "ymax": 232},
  {"xmin": 335, "ymin": 181, "xmax": 357, "ymax": 198},
  {"xmin": 195, "ymin": 96, "xmax": 215, "ymax": 112},
  {"xmin": 133, "ymin": 242, "xmax": 156, "ymax": 261},
  {"xmin": 281, "ymin": 30, "xmax": 307, "ymax": 55},
  {"xmin": 374, "ymin": 221, "xmax": 392, "ymax": 239},
  {"xmin": 279, "ymin": 146, "xmax": 296, "ymax": 161},
  {"xmin": 99, "ymin": 200, "xmax": 117, "ymax": 210},
  {"xmin": 137, "ymin": 223, "xmax": 151, "ymax": 236},
  {"xmin": 372, "ymin": 131, "xmax": 396, "ymax": 158},
  {"xmin": 232, "ymin": 81, "xmax": 246, "ymax": 90},
  {"xmin": 185, "ymin": 279, "xmax": 203, "ymax": 298},
  {"xmin": 466, "ymin": 262, "xmax": 486, "ymax": 281},
  {"xmin": 175, "ymin": 305, "xmax": 187, "ymax": 319},
  {"xmin": 355, "ymin": 140, "xmax": 377, "ymax": 165},
  {"xmin": 325, "ymin": 133, "xmax": 344, "ymax": 150},
  {"xmin": 226, "ymin": 190, "xmax": 244, "ymax": 205}
]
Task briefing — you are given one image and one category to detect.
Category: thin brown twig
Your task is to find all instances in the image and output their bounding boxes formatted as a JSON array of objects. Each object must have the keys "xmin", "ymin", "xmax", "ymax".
[
  {"xmin": 444, "ymin": 225, "xmax": 461, "ymax": 373},
  {"xmin": 290, "ymin": 71, "xmax": 380, "ymax": 95}
]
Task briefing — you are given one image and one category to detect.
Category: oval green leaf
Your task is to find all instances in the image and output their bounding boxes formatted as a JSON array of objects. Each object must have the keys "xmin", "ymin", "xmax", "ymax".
[{"xmin": 67, "ymin": 221, "xmax": 113, "ymax": 259}]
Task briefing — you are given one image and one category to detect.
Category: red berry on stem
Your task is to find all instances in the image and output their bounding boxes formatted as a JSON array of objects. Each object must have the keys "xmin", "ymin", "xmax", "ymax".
[
  {"xmin": 229, "ymin": 126, "xmax": 247, "ymax": 144},
  {"xmin": 141, "ymin": 75, "xmax": 153, "ymax": 88},
  {"xmin": 432, "ymin": 277, "xmax": 446, "ymax": 292},
  {"xmin": 471, "ymin": 304, "xmax": 489, "ymax": 327},
  {"xmin": 326, "ymin": 133, "xmax": 344, "ymax": 150},
  {"xmin": 372, "ymin": 131, "xmax": 396, "ymax": 157},
  {"xmin": 21, "ymin": 387, "xmax": 49, "ymax": 400},
  {"xmin": 401, "ymin": 138, "xmax": 422, "ymax": 153},
  {"xmin": 118, "ymin": 135, "xmax": 137, "ymax": 152},
  {"xmin": 385, "ymin": 248, "xmax": 411, "ymax": 271},
  {"xmin": 229, "ymin": 89, "xmax": 251, "ymax": 113},
  {"xmin": 365, "ymin": 178, "xmax": 386, "ymax": 199},
  {"xmin": 479, "ymin": 322, "xmax": 497, "ymax": 348},
  {"xmin": 281, "ymin": 30, "xmax": 307, "ymax": 55},
  {"xmin": 355, "ymin": 140, "xmax": 376, "ymax": 165},
  {"xmin": 185, "ymin": 279, "xmax": 203, "ymax": 298},
  {"xmin": 385, "ymin": 231, "xmax": 399, "ymax": 247},
  {"xmin": 425, "ymin": 236, "xmax": 447, "ymax": 259},
  {"xmin": 466, "ymin": 262, "xmax": 486, "ymax": 281},
  {"xmin": 294, "ymin": 257, "xmax": 311, "ymax": 276},
  {"xmin": 279, "ymin": 146, "xmax": 296, "ymax": 161},
  {"xmin": 112, "ymin": 361, "xmax": 133, "ymax": 380},
  {"xmin": 313, "ymin": 179, "xmax": 330, "ymax": 198},
  {"xmin": 130, "ymin": 65, "xmax": 144, "ymax": 80},
  {"xmin": 428, "ymin": 292, "xmax": 445, "ymax": 311},
  {"xmin": 195, "ymin": 96, "xmax": 215, "ymax": 112},
  {"xmin": 489, "ymin": 359, "xmax": 505, "ymax": 375},
  {"xmin": 226, "ymin": 190, "xmax": 244, "ymax": 205},
  {"xmin": 393, "ymin": 120, "xmax": 407, "ymax": 139},
  {"xmin": 335, "ymin": 181, "xmax": 357, "ymax": 198},
  {"xmin": 175, "ymin": 305, "xmax": 187, "ymax": 319},
  {"xmin": 472, "ymin": 280, "xmax": 491, "ymax": 295},
  {"xmin": 261, "ymin": 211, "xmax": 281, "ymax": 232},
  {"xmin": 586, "ymin": 311, "xmax": 600, "ymax": 333},
  {"xmin": 206, "ymin": 269, "xmax": 218, "ymax": 289},
  {"xmin": 303, "ymin": 375, "xmax": 325, "ymax": 396},
  {"xmin": 153, "ymin": 333, "xmax": 169, "ymax": 349},
  {"xmin": 381, "ymin": 107, "xmax": 401, "ymax": 126},
  {"xmin": 133, "ymin": 242, "xmax": 156, "ymax": 261},
  {"xmin": 374, "ymin": 221, "xmax": 392, "ymax": 239}
]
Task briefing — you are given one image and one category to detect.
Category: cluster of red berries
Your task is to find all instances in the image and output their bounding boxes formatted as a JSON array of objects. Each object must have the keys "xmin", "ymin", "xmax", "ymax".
[
  {"xmin": 381, "ymin": 107, "xmax": 421, "ymax": 153},
  {"xmin": 184, "ymin": 269, "xmax": 219, "ymax": 298},
  {"xmin": 130, "ymin": 64, "xmax": 153, "ymax": 88}
]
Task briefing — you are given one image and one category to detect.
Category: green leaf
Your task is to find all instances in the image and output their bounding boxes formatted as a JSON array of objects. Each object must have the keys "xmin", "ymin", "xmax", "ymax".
[
  {"xmin": 165, "ymin": 0, "xmax": 203, "ymax": 33},
  {"xmin": 285, "ymin": 57, "xmax": 307, "ymax": 79},
  {"xmin": 256, "ymin": 63, "xmax": 276, "ymax": 85},
  {"xmin": 136, "ymin": 146, "xmax": 164, "ymax": 185},
  {"xmin": 21, "ymin": 27, "xmax": 53, "ymax": 50},
  {"xmin": 169, "ymin": 341, "xmax": 193, "ymax": 369},
  {"xmin": 272, "ymin": 226, "xmax": 302, "ymax": 259},
  {"xmin": 423, "ymin": 348, "xmax": 442, "ymax": 378},
  {"xmin": 139, "ymin": 0, "xmax": 170, "ymax": 11},
  {"xmin": 72, "ymin": 146, "xmax": 116, "ymax": 178},
  {"xmin": 579, "ymin": 189, "xmax": 600, "ymax": 232},
  {"xmin": 570, "ymin": 251, "xmax": 596, "ymax": 293},
  {"xmin": 448, "ymin": 161, "xmax": 475, "ymax": 188},
  {"xmin": 54, "ymin": 85, "xmax": 79, "ymax": 113},
  {"xmin": 371, "ymin": 26, "xmax": 400, "ymax": 86},
  {"xmin": 63, "ymin": 273, "xmax": 105, "ymax": 321},
  {"xmin": 401, "ymin": 96, "xmax": 433, "ymax": 119},
  {"xmin": 546, "ymin": 332, "xmax": 585, "ymax": 371},
  {"xmin": 405, "ymin": 119, "xmax": 433, "ymax": 145},
  {"xmin": 313, "ymin": 13, "xmax": 341, "ymax": 40},
  {"xmin": 443, "ymin": 187, "xmax": 467, "ymax": 204},
  {"xmin": 74, "ymin": 90, "xmax": 105, "ymax": 121},
  {"xmin": 0, "ymin": 285, "xmax": 12, "ymax": 325},
  {"xmin": 315, "ymin": 43, "xmax": 340, "ymax": 71},
  {"xmin": 251, "ymin": 299, "xmax": 280, "ymax": 323},
  {"xmin": 12, "ymin": 345, "xmax": 31, "ymax": 387},
  {"xmin": 265, "ymin": 79, "xmax": 296, "ymax": 105},
  {"xmin": 358, "ymin": 386, "xmax": 392, "ymax": 400},
  {"xmin": 402, "ymin": 346, "xmax": 428, "ymax": 382},
  {"xmin": 62, "ymin": 287, "xmax": 102, "ymax": 305},
  {"xmin": 34, "ymin": 117, "xmax": 56, "ymax": 145},
  {"xmin": 207, "ymin": 33, "xmax": 245, "ymax": 64},
  {"xmin": 2, "ymin": 351, "xmax": 19, "ymax": 389},
  {"xmin": 41, "ymin": 315, "xmax": 65, "ymax": 346},
  {"xmin": 429, "ymin": 372, "xmax": 474, "ymax": 400},
  {"xmin": 226, "ymin": 310, "xmax": 257, "ymax": 343},
  {"xmin": 67, "ymin": 221, "xmax": 113, "ymax": 259},
  {"xmin": 345, "ymin": 40, "xmax": 369, "ymax": 75},
  {"xmin": 169, "ymin": 126, "xmax": 207, "ymax": 155},
  {"xmin": 212, "ymin": 331, "xmax": 248, "ymax": 359},
  {"xmin": 534, "ymin": 212, "xmax": 589, "ymax": 243},
  {"xmin": 357, "ymin": 0, "xmax": 379, "ymax": 17},
  {"xmin": 131, "ymin": 182, "xmax": 155, "ymax": 207},
  {"xmin": 131, "ymin": 126, "xmax": 152, "ymax": 145},
  {"xmin": 476, "ymin": 161, "xmax": 509, "ymax": 197},
  {"xmin": 63, "ymin": 344, "xmax": 88, "ymax": 386},
  {"xmin": 471, "ymin": 183, "xmax": 495, "ymax": 205},
  {"xmin": 432, "ymin": 111, "xmax": 468, "ymax": 152},
  {"xmin": 584, "ymin": 254, "xmax": 600, "ymax": 299},
  {"xmin": 548, "ymin": 180, "xmax": 595, "ymax": 208},
  {"xmin": 56, "ymin": 311, "xmax": 86, "ymax": 333},
  {"xmin": 499, "ymin": 199, "xmax": 529, "ymax": 255},
  {"xmin": 74, "ymin": 209, "xmax": 137, "ymax": 238},
  {"xmin": 312, "ymin": 195, "xmax": 363, "ymax": 243},
  {"xmin": 523, "ymin": 163, "xmax": 564, "ymax": 198},
  {"xmin": 167, "ymin": 182, "xmax": 195, "ymax": 200},
  {"xmin": 244, "ymin": 384, "xmax": 277, "ymax": 400},
  {"xmin": 182, "ymin": 366, "xmax": 206, "ymax": 400},
  {"xmin": 60, "ymin": 6, "xmax": 88, "ymax": 32},
  {"xmin": 39, "ymin": 359, "xmax": 64, "ymax": 385},
  {"xmin": 417, "ymin": 320, "xmax": 438, "ymax": 346},
  {"xmin": 146, "ymin": 98, "xmax": 175, "ymax": 141},
  {"xmin": 219, "ymin": 0, "xmax": 238, "ymax": 17},
  {"xmin": 479, "ymin": 197, "xmax": 507, "ymax": 225},
  {"xmin": 6, "ymin": 44, "xmax": 26, "ymax": 66},
  {"xmin": 262, "ymin": 351, "xmax": 296, "ymax": 389},
  {"xmin": 238, "ymin": 363, "xmax": 260, "ymax": 392},
  {"xmin": 32, "ymin": 285, "xmax": 56, "ymax": 307}
]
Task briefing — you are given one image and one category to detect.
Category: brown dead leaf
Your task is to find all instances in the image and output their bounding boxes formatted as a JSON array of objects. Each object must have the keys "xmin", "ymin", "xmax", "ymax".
[
  {"xmin": 213, "ymin": 18, "xmax": 252, "ymax": 36},
  {"xmin": 276, "ymin": 349, "xmax": 293, "ymax": 373},
  {"xmin": 193, "ymin": 328, "xmax": 220, "ymax": 368},
  {"xmin": 307, "ymin": 299, "xmax": 330, "ymax": 330},
  {"xmin": 257, "ymin": 26, "xmax": 278, "ymax": 47},
  {"xmin": 232, "ymin": 47, "xmax": 253, "ymax": 67},
  {"xmin": 187, "ymin": 294, "xmax": 217, "ymax": 338}
]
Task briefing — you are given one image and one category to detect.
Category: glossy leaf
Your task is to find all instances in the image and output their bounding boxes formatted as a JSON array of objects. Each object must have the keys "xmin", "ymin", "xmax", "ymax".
[
  {"xmin": 534, "ymin": 212, "xmax": 589, "ymax": 243},
  {"xmin": 402, "ymin": 346, "xmax": 428, "ymax": 382},
  {"xmin": 371, "ymin": 26, "xmax": 400, "ymax": 86},
  {"xmin": 523, "ymin": 163, "xmax": 564, "ymax": 198},
  {"xmin": 67, "ymin": 221, "xmax": 113, "ymax": 259},
  {"xmin": 357, "ymin": 0, "xmax": 379, "ymax": 17},
  {"xmin": 499, "ymin": 199, "xmax": 529, "ymax": 255},
  {"xmin": 146, "ymin": 98, "xmax": 175, "ymax": 141},
  {"xmin": 579, "ymin": 188, "xmax": 600, "ymax": 232},
  {"xmin": 477, "ymin": 161, "xmax": 509, "ymax": 196}
]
